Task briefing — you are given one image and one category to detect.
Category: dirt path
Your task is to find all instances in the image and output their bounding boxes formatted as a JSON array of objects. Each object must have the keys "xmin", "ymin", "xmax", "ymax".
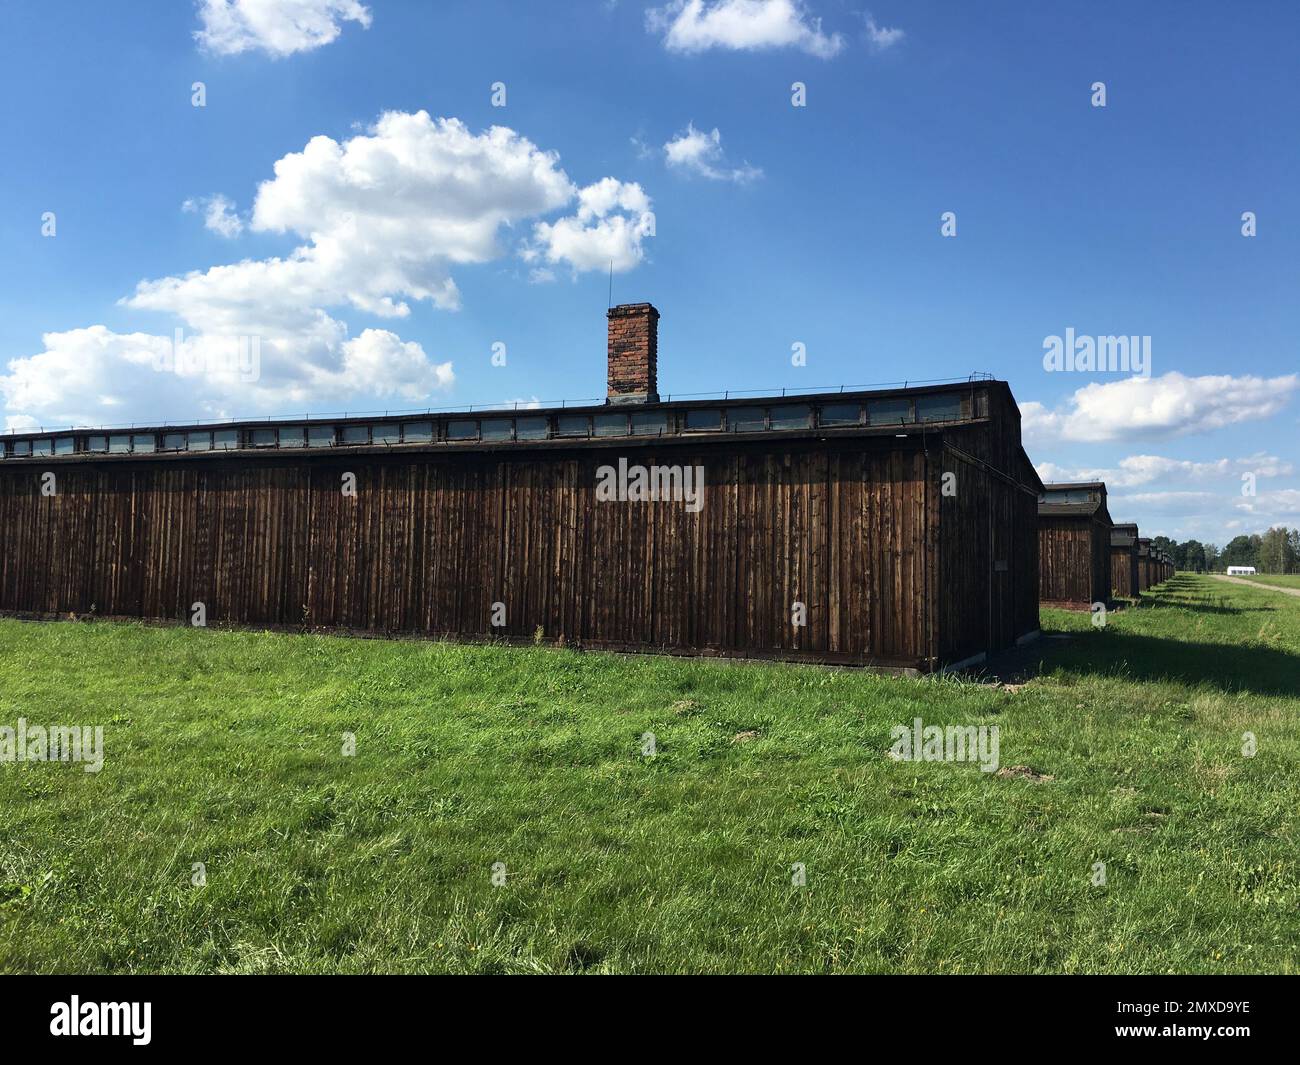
[{"xmin": 1210, "ymin": 574, "xmax": 1300, "ymax": 598}]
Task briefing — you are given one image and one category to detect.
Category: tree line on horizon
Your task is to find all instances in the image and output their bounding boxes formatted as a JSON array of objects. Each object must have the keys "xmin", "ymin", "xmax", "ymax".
[{"xmin": 1151, "ymin": 527, "xmax": 1300, "ymax": 574}]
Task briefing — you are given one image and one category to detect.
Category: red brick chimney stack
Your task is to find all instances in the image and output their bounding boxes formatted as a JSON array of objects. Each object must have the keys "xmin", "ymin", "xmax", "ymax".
[{"xmin": 607, "ymin": 303, "xmax": 659, "ymax": 404}]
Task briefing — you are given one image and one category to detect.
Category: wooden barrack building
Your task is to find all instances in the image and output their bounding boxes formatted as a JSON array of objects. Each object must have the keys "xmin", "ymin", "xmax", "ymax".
[
  {"xmin": 1110, "ymin": 522, "xmax": 1140, "ymax": 599},
  {"xmin": 1136, "ymin": 537, "xmax": 1153, "ymax": 591},
  {"xmin": 0, "ymin": 303, "xmax": 1043, "ymax": 672},
  {"xmin": 1037, "ymin": 481, "xmax": 1114, "ymax": 610}
]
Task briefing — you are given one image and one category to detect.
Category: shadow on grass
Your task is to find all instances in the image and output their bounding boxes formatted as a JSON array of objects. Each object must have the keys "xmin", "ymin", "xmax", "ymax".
[
  {"xmin": 1131, "ymin": 577, "xmax": 1280, "ymax": 616},
  {"xmin": 1140, "ymin": 598, "xmax": 1277, "ymax": 616},
  {"xmin": 983, "ymin": 631, "xmax": 1300, "ymax": 698}
]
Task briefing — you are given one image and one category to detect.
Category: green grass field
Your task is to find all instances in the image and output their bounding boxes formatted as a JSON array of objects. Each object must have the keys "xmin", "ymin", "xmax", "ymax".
[
  {"xmin": 1239, "ymin": 573, "xmax": 1300, "ymax": 591},
  {"xmin": 2, "ymin": 574, "xmax": 1297, "ymax": 974}
]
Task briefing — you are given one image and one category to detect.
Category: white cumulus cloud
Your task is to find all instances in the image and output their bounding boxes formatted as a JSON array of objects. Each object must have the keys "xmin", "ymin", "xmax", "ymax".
[
  {"xmin": 0, "ymin": 327, "xmax": 175, "ymax": 428},
  {"xmin": 195, "ymin": 0, "xmax": 372, "ymax": 57},
  {"xmin": 128, "ymin": 112, "xmax": 649, "ymax": 343},
  {"xmin": 525, "ymin": 177, "xmax": 655, "ymax": 274},
  {"xmin": 864, "ymin": 15, "xmax": 903, "ymax": 50},
  {"xmin": 1110, "ymin": 490, "xmax": 1221, "ymax": 513},
  {"xmin": 664, "ymin": 123, "xmax": 762, "ymax": 182},
  {"xmin": 1034, "ymin": 452, "xmax": 1293, "ymax": 490},
  {"xmin": 1021, "ymin": 371, "xmax": 1299, "ymax": 444},
  {"xmin": 334, "ymin": 329, "xmax": 454, "ymax": 401},
  {"xmin": 1233, "ymin": 489, "xmax": 1300, "ymax": 520},
  {"xmin": 2, "ymin": 112, "xmax": 652, "ymax": 427},
  {"xmin": 183, "ymin": 194, "xmax": 245, "ymax": 238},
  {"xmin": 647, "ymin": 0, "xmax": 844, "ymax": 58},
  {"xmin": 0, "ymin": 322, "xmax": 452, "ymax": 428}
]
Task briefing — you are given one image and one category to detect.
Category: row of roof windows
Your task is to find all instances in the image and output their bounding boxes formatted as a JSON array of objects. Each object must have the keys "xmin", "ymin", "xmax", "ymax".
[
  {"xmin": 1040, "ymin": 487, "xmax": 1100, "ymax": 504},
  {"xmin": 0, "ymin": 392, "xmax": 969, "ymax": 459}
]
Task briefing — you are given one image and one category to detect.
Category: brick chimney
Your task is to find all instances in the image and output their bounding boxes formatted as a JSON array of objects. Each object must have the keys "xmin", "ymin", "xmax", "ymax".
[{"xmin": 607, "ymin": 303, "xmax": 659, "ymax": 404}]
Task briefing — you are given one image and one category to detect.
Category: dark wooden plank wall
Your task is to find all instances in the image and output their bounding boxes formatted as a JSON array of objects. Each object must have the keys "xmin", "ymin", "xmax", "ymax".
[
  {"xmin": 938, "ymin": 445, "xmax": 1039, "ymax": 662},
  {"xmin": 1111, "ymin": 545, "xmax": 1138, "ymax": 598},
  {"xmin": 0, "ymin": 440, "xmax": 941, "ymax": 666},
  {"xmin": 1091, "ymin": 520, "xmax": 1113, "ymax": 605},
  {"xmin": 1139, "ymin": 552, "xmax": 1170, "ymax": 590},
  {"xmin": 1040, "ymin": 517, "xmax": 1110, "ymax": 609},
  {"xmin": 1143, "ymin": 554, "xmax": 1168, "ymax": 589}
]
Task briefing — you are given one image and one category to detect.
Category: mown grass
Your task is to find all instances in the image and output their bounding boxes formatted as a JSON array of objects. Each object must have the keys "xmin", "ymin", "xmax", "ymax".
[{"xmin": 1, "ymin": 574, "xmax": 1297, "ymax": 974}]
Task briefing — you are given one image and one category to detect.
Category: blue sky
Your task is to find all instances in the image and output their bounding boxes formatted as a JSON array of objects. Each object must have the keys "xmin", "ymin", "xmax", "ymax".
[{"xmin": 0, "ymin": 0, "xmax": 1296, "ymax": 546}]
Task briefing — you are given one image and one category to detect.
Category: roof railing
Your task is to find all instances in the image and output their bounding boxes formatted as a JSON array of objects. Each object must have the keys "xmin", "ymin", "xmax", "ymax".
[{"xmin": 0, "ymin": 373, "xmax": 997, "ymax": 437}]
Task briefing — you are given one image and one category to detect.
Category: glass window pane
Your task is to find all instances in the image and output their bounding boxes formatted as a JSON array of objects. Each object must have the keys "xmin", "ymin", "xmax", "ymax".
[
  {"xmin": 251, "ymin": 428, "xmax": 277, "ymax": 447},
  {"xmin": 213, "ymin": 430, "xmax": 239, "ymax": 450},
  {"xmin": 685, "ymin": 408, "xmax": 722, "ymax": 431},
  {"xmin": 819, "ymin": 403, "xmax": 860, "ymax": 427},
  {"xmin": 447, "ymin": 420, "xmax": 478, "ymax": 440},
  {"xmin": 630, "ymin": 411, "xmax": 667, "ymax": 436},
  {"xmin": 86, "ymin": 435, "xmax": 107, "ymax": 453},
  {"xmin": 32, "ymin": 438, "xmax": 53, "ymax": 457},
  {"xmin": 481, "ymin": 418, "xmax": 513, "ymax": 441},
  {"xmin": 162, "ymin": 433, "xmax": 186, "ymax": 450},
  {"xmin": 916, "ymin": 393, "xmax": 963, "ymax": 422},
  {"xmin": 307, "ymin": 425, "xmax": 334, "ymax": 447},
  {"xmin": 278, "ymin": 426, "xmax": 306, "ymax": 448},
  {"xmin": 109, "ymin": 435, "xmax": 131, "ymax": 454},
  {"xmin": 131, "ymin": 434, "xmax": 156, "ymax": 453},
  {"xmin": 769, "ymin": 405, "xmax": 811, "ymax": 430},
  {"xmin": 555, "ymin": 415, "xmax": 589, "ymax": 437},
  {"xmin": 14, "ymin": 441, "xmax": 32, "ymax": 456},
  {"xmin": 592, "ymin": 413, "xmax": 627, "ymax": 437},
  {"xmin": 187, "ymin": 431, "xmax": 211, "ymax": 451},
  {"xmin": 515, "ymin": 416, "xmax": 548, "ymax": 440},
  {"xmin": 1042, "ymin": 488, "xmax": 1092, "ymax": 505},
  {"xmin": 340, "ymin": 424, "xmax": 369, "ymax": 445},
  {"xmin": 372, "ymin": 423, "xmax": 400, "ymax": 445},
  {"xmin": 55, "ymin": 437, "xmax": 76, "ymax": 455},
  {"xmin": 402, "ymin": 421, "xmax": 433, "ymax": 443},
  {"xmin": 867, "ymin": 398, "xmax": 913, "ymax": 426},
  {"xmin": 726, "ymin": 408, "xmax": 765, "ymax": 432}
]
